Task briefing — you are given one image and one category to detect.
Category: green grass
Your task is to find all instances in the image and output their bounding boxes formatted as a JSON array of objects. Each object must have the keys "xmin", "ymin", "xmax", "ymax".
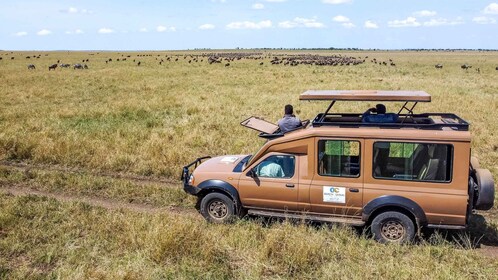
[{"xmin": 0, "ymin": 193, "xmax": 497, "ymax": 279}]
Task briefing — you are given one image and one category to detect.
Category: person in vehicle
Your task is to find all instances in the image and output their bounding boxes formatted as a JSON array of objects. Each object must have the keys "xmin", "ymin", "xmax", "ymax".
[
  {"xmin": 362, "ymin": 104, "xmax": 399, "ymax": 123},
  {"xmin": 277, "ymin": 104, "xmax": 302, "ymax": 133},
  {"xmin": 258, "ymin": 157, "xmax": 285, "ymax": 177}
]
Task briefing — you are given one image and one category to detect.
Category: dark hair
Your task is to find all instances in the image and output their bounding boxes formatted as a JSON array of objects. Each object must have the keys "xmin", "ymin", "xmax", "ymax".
[
  {"xmin": 284, "ymin": 104, "xmax": 293, "ymax": 115},
  {"xmin": 375, "ymin": 104, "xmax": 386, "ymax": 114}
]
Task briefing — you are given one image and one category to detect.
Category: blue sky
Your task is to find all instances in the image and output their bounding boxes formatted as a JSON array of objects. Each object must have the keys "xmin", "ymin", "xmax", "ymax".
[{"xmin": 1, "ymin": 0, "xmax": 497, "ymax": 50}]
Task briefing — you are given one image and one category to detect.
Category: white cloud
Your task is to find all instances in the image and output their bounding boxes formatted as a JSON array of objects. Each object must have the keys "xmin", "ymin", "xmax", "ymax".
[
  {"xmin": 211, "ymin": 0, "xmax": 227, "ymax": 3},
  {"xmin": 14, "ymin": 31, "xmax": 28, "ymax": 37},
  {"xmin": 332, "ymin": 15, "xmax": 350, "ymax": 22},
  {"xmin": 157, "ymin": 25, "xmax": 176, "ymax": 32},
  {"xmin": 199, "ymin": 24, "xmax": 215, "ymax": 30},
  {"xmin": 473, "ymin": 16, "xmax": 497, "ymax": 24},
  {"xmin": 388, "ymin": 17, "xmax": 420, "ymax": 27},
  {"xmin": 226, "ymin": 20, "xmax": 272, "ymax": 29},
  {"xmin": 66, "ymin": 29, "xmax": 84, "ymax": 35},
  {"xmin": 139, "ymin": 28, "xmax": 148, "ymax": 32},
  {"xmin": 342, "ymin": 22, "xmax": 355, "ymax": 28},
  {"xmin": 364, "ymin": 20, "xmax": 379, "ymax": 29},
  {"xmin": 98, "ymin": 28, "xmax": 114, "ymax": 34},
  {"xmin": 423, "ymin": 18, "xmax": 464, "ymax": 27},
  {"xmin": 414, "ymin": 10, "xmax": 437, "ymax": 17},
  {"xmin": 60, "ymin": 7, "xmax": 93, "ymax": 14},
  {"xmin": 37, "ymin": 29, "xmax": 52, "ymax": 36},
  {"xmin": 252, "ymin": 3, "xmax": 265, "ymax": 9},
  {"xmin": 264, "ymin": 0, "xmax": 287, "ymax": 2},
  {"xmin": 322, "ymin": 0, "xmax": 352, "ymax": 4},
  {"xmin": 483, "ymin": 3, "xmax": 498, "ymax": 14},
  {"xmin": 278, "ymin": 17, "xmax": 325, "ymax": 28}
]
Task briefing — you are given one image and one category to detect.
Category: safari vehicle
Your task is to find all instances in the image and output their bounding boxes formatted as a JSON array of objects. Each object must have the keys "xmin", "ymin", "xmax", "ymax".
[{"xmin": 181, "ymin": 90, "xmax": 495, "ymax": 243}]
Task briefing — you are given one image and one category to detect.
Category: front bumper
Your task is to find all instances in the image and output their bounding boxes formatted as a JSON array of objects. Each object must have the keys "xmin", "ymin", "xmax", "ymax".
[
  {"xmin": 180, "ymin": 156, "xmax": 211, "ymax": 195},
  {"xmin": 183, "ymin": 184, "xmax": 201, "ymax": 195}
]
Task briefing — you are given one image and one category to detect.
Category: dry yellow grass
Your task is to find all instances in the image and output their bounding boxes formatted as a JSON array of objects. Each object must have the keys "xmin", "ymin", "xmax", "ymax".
[{"xmin": 0, "ymin": 50, "xmax": 497, "ymax": 279}]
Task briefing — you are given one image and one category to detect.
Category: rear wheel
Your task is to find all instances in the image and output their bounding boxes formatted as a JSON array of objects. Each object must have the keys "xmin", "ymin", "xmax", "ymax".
[
  {"xmin": 200, "ymin": 193, "xmax": 236, "ymax": 223},
  {"xmin": 371, "ymin": 211, "xmax": 416, "ymax": 244}
]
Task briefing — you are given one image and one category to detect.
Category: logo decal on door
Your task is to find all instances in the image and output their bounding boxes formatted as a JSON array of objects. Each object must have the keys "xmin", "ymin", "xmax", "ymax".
[{"xmin": 323, "ymin": 186, "xmax": 346, "ymax": 203}]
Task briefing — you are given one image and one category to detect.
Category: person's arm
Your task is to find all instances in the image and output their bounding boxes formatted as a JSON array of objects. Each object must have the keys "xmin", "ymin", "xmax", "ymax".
[{"xmin": 362, "ymin": 108, "xmax": 375, "ymax": 118}]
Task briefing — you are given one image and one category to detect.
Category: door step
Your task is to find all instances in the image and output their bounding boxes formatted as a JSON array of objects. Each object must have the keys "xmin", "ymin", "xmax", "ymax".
[{"xmin": 247, "ymin": 209, "xmax": 365, "ymax": 226}]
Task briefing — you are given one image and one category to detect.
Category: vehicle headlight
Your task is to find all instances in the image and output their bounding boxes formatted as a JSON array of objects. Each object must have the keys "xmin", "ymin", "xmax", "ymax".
[{"xmin": 188, "ymin": 174, "xmax": 195, "ymax": 185}]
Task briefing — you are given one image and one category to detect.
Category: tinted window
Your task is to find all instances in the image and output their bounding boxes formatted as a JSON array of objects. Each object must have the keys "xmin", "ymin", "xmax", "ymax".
[
  {"xmin": 318, "ymin": 140, "xmax": 360, "ymax": 177},
  {"xmin": 373, "ymin": 142, "xmax": 452, "ymax": 182},
  {"xmin": 255, "ymin": 155, "xmax": 295, "ymax": 178}
]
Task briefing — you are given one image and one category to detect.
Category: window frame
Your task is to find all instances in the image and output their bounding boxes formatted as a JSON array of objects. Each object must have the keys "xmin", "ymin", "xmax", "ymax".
[
  {"xmin": 371, "ymin": 141, "xmax": 454, "ymax": 184},
  {"xmin": 254, "ymin": 154, "xmax": 296, "ymax": 179},
  {"xmin": 317, "ymin": 139, "xmax": 362, "ymax": 178}
]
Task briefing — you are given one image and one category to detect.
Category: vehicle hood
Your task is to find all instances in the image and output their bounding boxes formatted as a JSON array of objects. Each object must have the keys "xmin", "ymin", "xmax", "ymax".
[{"xmin": 193, "ymin": 155, "xmax": 249, "ymax": 174}]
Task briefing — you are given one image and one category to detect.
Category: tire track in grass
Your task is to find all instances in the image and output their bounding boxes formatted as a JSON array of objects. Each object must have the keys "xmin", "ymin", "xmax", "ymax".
[
  {"xmin": 0, "ymin": 184, "xmax": 199, "ymax": 217},
  {"xmin": 0, "ymin": 160, "xmax": 179, "ymax": 187}
]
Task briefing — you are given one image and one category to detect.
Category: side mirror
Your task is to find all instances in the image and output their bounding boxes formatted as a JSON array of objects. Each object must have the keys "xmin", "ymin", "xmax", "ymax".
[{"xmin": 247, "ymin": 169, "xmax": 257, "ymax": 178}]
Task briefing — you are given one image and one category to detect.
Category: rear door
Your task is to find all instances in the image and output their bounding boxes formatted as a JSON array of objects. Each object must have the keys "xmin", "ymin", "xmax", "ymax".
[
  {"xmin": 309, "ymin": 138, "xmax": 364, "ymax": 217},
  {"xmin": 238, "ymin": 152, "xmax": 299, "ymax": 211}
]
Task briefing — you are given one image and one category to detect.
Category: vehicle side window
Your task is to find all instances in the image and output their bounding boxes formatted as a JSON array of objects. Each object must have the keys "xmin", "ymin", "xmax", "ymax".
[
  {"xmin": 255, "ymin": 155, "xmax": 295, "ymax": 178},
  {"xmin": 318, "ymin": 140, "xmax": 360, "ymax": 177},
  {"xmin": 372, "ymin": 142, "xmax": 453, "ymax": 182}
]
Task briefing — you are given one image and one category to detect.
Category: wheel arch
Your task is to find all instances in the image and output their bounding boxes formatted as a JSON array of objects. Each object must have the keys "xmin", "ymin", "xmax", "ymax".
[
  {"xmin": 363, "ymin": 195, "xmax": 427, "ymax": 228},
  {"xmin": 196, "ymin": 180, "xmax": 241, "ymax": 211}
]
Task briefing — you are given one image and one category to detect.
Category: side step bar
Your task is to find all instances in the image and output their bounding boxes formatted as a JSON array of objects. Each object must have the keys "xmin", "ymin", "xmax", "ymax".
[{"xmin": 248, "ymin": 209, "xmax": 365, "ymax": 226}]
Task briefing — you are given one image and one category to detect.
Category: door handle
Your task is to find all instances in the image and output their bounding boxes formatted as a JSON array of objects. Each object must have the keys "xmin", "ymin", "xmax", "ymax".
[
  {"xmin": 349, "ymin": 188, "xmax": 359, "ymax": 193},
  {"xmin": 285, "ymin": 183, "xmax": 295, "ymax": 188}
]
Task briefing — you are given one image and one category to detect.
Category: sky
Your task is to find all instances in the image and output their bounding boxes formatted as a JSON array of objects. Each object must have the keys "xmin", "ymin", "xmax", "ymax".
[{"xmin": 1, "ymin": 0, "xmax": 497, "ymax": 50}]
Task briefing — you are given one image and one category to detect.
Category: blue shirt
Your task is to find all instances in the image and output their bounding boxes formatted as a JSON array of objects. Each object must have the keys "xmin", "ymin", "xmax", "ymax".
[
  {"xmin": 278, "ymin": 114, "xmax": 302, "ymax": 133},
  {"xmin": 362, "ymin": 112, "xmax": 399, "ymax": 123}
]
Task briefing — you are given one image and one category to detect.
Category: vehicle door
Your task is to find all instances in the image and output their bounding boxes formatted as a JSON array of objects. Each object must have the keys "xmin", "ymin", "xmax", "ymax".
[
  {"xmin": 309, "ymin": 138, "xmax": 364, "ymax": 217},
  {"xmin": 238, "ymin": 152, "xmax": 299, "ymax": 211}
]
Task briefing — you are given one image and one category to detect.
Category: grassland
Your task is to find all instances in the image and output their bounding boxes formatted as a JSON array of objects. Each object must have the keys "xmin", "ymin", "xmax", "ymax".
[{"xmin": 0, "ymin": 50, "xmax": 497, "ymax": 279}]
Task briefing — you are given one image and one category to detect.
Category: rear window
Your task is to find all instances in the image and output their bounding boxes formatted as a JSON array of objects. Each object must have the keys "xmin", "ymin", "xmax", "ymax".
[{"xmin": 372, "ymin": 142, "xmax": 452, "ymax": 182}]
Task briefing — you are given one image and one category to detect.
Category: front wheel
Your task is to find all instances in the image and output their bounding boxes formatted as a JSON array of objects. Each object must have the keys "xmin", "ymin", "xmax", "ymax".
[
  {"xmin": 371, "ymin": 211, "xmax": 416, "ymax": 244},
  {"xmin": 200, "ymin": 193, "xmax": 236, "ymax": 223}
]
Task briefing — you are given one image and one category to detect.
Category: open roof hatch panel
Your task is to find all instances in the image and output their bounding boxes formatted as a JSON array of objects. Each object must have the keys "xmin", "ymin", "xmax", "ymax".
[
  {"xmin": 300, "ymin": 90, "xmax": 431, "ymax": 102},
  {"xmin": 240, "ymin": 116, "xmax": 279, "ymax": 134}
]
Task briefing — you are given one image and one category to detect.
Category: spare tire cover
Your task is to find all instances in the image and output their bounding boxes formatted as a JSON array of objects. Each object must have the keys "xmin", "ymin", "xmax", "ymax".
[{"xmin": 474, "ymin": 168, "xmax": 495, "ymax": 210}]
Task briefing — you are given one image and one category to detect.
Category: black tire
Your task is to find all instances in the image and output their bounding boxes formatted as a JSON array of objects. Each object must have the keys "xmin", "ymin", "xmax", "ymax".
[
  {"xmin": 200, "ymin": 193, "xmax": 236, "ymax": 223},
  {"xmin": 371, "ymin": 211, "xmax": 416, "ymax": 244}
]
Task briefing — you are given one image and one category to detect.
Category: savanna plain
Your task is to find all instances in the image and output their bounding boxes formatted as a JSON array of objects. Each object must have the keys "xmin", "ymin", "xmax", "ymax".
[{"xmin": 0, "ymin": 50, "xmax": 497, "ymax": 279}]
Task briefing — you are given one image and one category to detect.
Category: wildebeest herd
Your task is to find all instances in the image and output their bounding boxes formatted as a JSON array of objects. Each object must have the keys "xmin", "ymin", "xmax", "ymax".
[{"xmin": 1, "ymin": 51, "xmax": 497, "ymax": 72}]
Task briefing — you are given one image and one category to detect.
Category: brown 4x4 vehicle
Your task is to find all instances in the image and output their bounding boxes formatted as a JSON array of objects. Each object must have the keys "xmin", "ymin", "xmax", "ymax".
[{"xmin": 181, "ymin": 90, "xmax": 495, "ymax": 243}]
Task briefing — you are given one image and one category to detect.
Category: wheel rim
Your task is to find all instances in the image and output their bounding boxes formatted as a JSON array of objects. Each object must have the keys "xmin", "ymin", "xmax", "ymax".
[
  {"xmin": 380, "ymin": 219, "xmax": 406, "ymax": 241},
  {"xmin": 208, "ymin": 199, "xmax": 228, "ymax": 219}
]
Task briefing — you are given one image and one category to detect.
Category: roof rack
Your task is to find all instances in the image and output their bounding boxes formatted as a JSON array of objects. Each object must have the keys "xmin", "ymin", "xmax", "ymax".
[{"xmin": 312, "ymin": 113, "xmax": 469, "ymax": 131}]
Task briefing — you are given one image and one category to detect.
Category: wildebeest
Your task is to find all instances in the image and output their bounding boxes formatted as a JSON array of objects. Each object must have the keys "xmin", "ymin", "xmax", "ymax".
[
  {"xmin": 137, "ymin": 61, "xmax": 141, "ymax": 66},
  {"xmin": 435, "ymin": 64, "xmax": 443, "ymax": 69},
  {"xmin": 27, "ymin": 64, "xmax": 36, "ymax": 70},
  {"xmin": 225, "ymin": 63, "xmax": 230, "ymax": 67},
  {"xmin": 60, "ymin": 63, "xmax": 71, "ymax": 68},
  {"xmin": 73, "ymin": 64, "xmax": 84, "ymax": 69},
  {"xmin": 84, "ymin": 64, "xmax": 88, "ymax": 69},
  {"xmin": 48, "ymin": 64, "xmax": 57, "ymax": 70},
  {"xmin": 496, "ymin": 67, "xmax": 498, "ymax": 71},
  {"xmin": 461, "ymin": 64, "xmax": 472, "ymax": 70}
]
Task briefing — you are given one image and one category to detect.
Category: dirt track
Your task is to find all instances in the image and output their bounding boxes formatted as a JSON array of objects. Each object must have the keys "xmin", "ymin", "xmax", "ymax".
[{"xmin": 0, "ymin": 185, "xmax": 197, "ymax": 216}]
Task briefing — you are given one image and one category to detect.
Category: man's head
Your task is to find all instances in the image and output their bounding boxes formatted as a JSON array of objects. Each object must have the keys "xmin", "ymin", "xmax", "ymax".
[
  {"xmin": 284, "ymin": 104, "xmax": 293, "ymax": 115},
  {"xmin": 375, "ymin": 104, "xmax": 386, "ymax": 114}
]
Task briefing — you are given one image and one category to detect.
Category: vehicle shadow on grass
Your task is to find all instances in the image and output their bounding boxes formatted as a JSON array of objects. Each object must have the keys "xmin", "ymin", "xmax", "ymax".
[
  {"xmin": 244, "ymin": 213, "xmax": 498, "ymax": 249},
  {"xmin": 426, "ymin": 213, "xmax": 498, "ymax": 249}
]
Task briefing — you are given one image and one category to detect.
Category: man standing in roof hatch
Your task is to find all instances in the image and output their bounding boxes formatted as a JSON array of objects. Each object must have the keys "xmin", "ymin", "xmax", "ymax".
[{"xmin": 277, "ymin": 104, "xmax": 302, "ymax": 133}]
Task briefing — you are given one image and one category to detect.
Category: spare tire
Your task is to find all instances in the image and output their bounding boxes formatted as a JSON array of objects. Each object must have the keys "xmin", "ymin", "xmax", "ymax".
[{"xmin": 474, "ymin": 168, "xmax": 495, "ymax": 210}]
